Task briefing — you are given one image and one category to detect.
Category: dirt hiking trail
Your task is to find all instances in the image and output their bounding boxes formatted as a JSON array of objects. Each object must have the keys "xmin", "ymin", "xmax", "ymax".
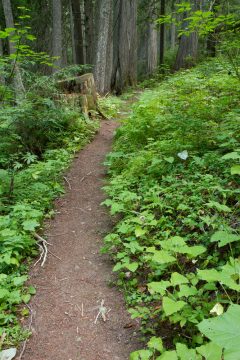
[{"xmin": 23, "ymin": 119, "xmax": 141, "ymax": 360}]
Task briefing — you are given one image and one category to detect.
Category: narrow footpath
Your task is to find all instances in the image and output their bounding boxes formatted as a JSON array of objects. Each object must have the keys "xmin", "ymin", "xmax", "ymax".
[{"xmin": 23, "ymin": 119, "xmax": 140, "ymax": 360}]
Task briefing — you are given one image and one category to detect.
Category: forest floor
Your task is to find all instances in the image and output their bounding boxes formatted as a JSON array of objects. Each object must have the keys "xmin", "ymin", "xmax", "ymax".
[{"xmin": 22, "ymin": 115, "xmax": 141, "ymax": 360}]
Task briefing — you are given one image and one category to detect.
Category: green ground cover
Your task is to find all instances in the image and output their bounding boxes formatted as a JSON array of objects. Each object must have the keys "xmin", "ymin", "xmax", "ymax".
[
  {"xmin": 0, "ymin": 74, "xmax": 99, "ymax": 346},
  {"xmin": 103, "ymin": 60, "xmax": 240, "ymax": 360}
]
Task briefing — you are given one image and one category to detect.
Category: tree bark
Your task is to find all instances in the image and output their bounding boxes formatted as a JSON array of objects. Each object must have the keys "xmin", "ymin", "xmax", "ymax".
[
  {"xmin": 174, "ymin": 1, "xmax": 199, "ymax": 71},
  {"xmin": 69, "ymin": 0, "xmax": 76, "ymax": 63},
  {"xmin": 52, "ymin": 0, "xmax": 62, "ymax": 71},
  {"xmin": 111, "ymin": 0, "xmax": 138, "ymax": 94},
  {"xmin": 94, "ymin": 0, "xmax": 112, "ymax": 94},
  {"xmin": 70, "ymin": 0, "xmax": 84, "ymax": 64},
  {"xmin": 0, "ymin": 29, "xmax": 3, "ymax": 57},
  {"xmin": 160, "ymin": 0, "xmax": 165, "ymax": 65},
  {"xmin": 206, "ymin": 0, "xmax": 220, "ymax": 57},
  {"xmin": 170, "ymin": 0, "xmax": 176, "ymax": 50},
  {"xmin": 84, "ymin": 0, "xmax": 94, "ymax": 64},
  {"xmin": 0, "ymin": 28, "xmax": 5, "ymax": 85},
  {"xmin": 2, "ymin": 0, "xmax": 25, "ymax": 96},
  {"xmin": 174, "ymin": 31, "xmax": 198, "ymax": 70},
  {"xmin": 148, "ymin": 22, "xmax": 158, "ymax": 74}
]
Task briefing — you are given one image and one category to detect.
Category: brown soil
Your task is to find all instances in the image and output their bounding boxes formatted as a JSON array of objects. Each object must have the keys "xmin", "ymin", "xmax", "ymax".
[{"xmin": 23, "ymin": 119, "xmax": 141, "ymax": 360}]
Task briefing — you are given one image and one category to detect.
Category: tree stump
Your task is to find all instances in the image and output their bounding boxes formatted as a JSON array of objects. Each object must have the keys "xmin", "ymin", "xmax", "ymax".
[{"xmin": 57, "ymin": 73, "xmax": 97, "ymax": 115}]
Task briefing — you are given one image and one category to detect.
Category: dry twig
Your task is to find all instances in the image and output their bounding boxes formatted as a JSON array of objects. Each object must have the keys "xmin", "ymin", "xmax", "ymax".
[
  {"xmin": 33, "ymin": 233, "xmax": 51, "ymax": 267},
  {"xmin": 63, "ymin": 176, "xmax": 72, "ymax": 190},
  {"xmin": 80, "ymin": 171, "xmax": 92, "ymax": 183},
  {"xmin": 94, "ymin": 300, "xmax": 108, "ymax": 324}
]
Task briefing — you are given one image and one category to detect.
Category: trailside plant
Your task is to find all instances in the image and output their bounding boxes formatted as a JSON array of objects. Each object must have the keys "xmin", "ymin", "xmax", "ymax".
[
  {"xmin": 102, "ymin": 59, "xmax": 240, "ymax": 359},
  {"xmin": 0, "ymin": 8, "xmax": 100, "ymax": 349}
]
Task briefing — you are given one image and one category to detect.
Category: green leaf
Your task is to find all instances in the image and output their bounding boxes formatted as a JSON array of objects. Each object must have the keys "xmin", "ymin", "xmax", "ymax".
[
  {"xmin": 113, "ymin": 262, "xmax": 123, "ymax": 272},
  {"xmin": 110, "ymin": 202, "xmax": 125, "ymax": 215},
  {"xmin": 22, "ymin": 219, "xmax": 40, "ymax": 231},
  {"xmin": 196, "ymin": 342, "xmax": 222, "ymax": 360},
  {"xmin": 178, "ymin": 285, "xmax": 198, "ymax": 298},
  {"xmin": 22, "ymin": 294, "xmax": 31, "ymax": 304},
  {"xmin": 211, "ymin": 231, "xmax": 240, "ymax": 247},
  {"xmin": 171, "ymin": 272, "xmax": 189, "ymax": 286},
  {"xmin": 148, "ymin": 281, "xmax": 171, "ymax": 295},
  {"xmin": 224, "ymin": 347, "xmax": 240, "ymax": 360},
  {"xmin": 157, "ymin": 350, "xmax": 178, "ymax": 360},
  {"xmin": 162, "ymin": 297, "xmax": 186, "ymax": 316},
  {"xmin": 148, "ymin": 336, "xmax": 163, "ymax": 352},
  {"xmin": 135, "ymin": 227, "xmax": 146, "ymax": 238},
  {"xmin": 0, "ymin": 288, "xmax": 10, "ymax": 299},
  {"xmin": 185, "ymin": 245, "xmax": 206, "ymax": 258},
  {"xmin": 198, "ymin": 304, "xmax": 240, "ymax": 356},
  {"xmin": 125, "ymin": 262, "xmax": 139, "ymax": 272},
  {"xmin": 13, "ymin": 275, "xmax": 28, "ymax": 287},
  {"xmin": 164, "ymin": 156, "xmax": 174, "ymax": 164},
  {"xmin": 159, "ymin": 236, "xmax": 186, "ymax": 251},
  {"xmin": 221, "ymin": 152, "xmax": 240, "ymax": 160},
  {"xmin": 152, "ymin": 250, "xmax": 176, "ymax": 264},
  {"xmin": 231, "ymin": 165, "xmax": 240, "ymax": 175},
  {"xmin": 28, "ymin": 286, "xmax": 36, "ymax": 295},
  {"xmin": 206, "ymin": 201, "xmax": 231, "ymax": 213},
  {"xmin": 197, "ymin": 269, "xmax": 220, "ymax": 282},
  {"xmin": 130, "ymin": 350, "xmax": 152, "ymax": 360},
  {"xmin": 176, "ymin": 343, "xmax": 199, "ymax": 360}
]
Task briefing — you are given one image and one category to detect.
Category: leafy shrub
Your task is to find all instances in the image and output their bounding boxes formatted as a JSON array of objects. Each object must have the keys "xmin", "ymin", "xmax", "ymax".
[{"xmin": 103, "ymin": 60, "xmax": 240, "ymax": 359}]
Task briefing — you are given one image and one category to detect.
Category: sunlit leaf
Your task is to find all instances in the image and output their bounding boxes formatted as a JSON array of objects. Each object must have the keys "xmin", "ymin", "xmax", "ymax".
[{"xmin": 162, "ymin": 297, "xmax": 186, "ymax": 316}]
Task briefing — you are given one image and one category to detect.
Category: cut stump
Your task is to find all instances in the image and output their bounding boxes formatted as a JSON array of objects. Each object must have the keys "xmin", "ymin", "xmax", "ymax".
[{"xmin": 57, "ymin": 73, "xmax": 97, "ymax": 115}]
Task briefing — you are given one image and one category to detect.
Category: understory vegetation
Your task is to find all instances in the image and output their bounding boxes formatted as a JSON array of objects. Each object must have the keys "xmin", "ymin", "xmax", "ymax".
[
  {"xmin": 103, "ymin": 60, "xmax": 240, "ymax": 360},
  {"xmin": 0, "ymin": 67, "xmax": 99, "ymax": 346}
]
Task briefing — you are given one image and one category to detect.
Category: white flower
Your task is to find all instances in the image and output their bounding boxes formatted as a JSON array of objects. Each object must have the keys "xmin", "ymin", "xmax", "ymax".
[
  {"xmin": 177, "ymin": 150, "xmax": 189, "ymax": 160},
  {"xmin": 210, "ymin": 303, "xmax": 224, "ymax": 316}
]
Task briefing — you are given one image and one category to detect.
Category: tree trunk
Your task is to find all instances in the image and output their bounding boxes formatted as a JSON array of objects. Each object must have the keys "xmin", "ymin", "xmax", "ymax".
[
  {"xmin": 69, "ymin": 0, "xmax": 76, "ymax": 63},
  {"xmin": 174, "ymin": 1, "xmax": 199, "ymax": 71},
  {"xmin": 71, "ymin": 0, "xmax": 84, "ymax": 64},
  {"xmin": 206, "ymin": 0, "xmax": 220, "ymax": 57},
  {"xmin": 84, "ymin": 0, "xmax": 94, "ymax": 64},
  {"xmin": 170, "ymin": 23, "xmax": 176, "ymax": 50},
  {"xmin": 2, "ymin": 0, "xmax": 25, "ymax": 96},
  {"xmin": 94, "ymin": 0, "xmax": 112, "ymax": 94},
  {"xmin": 52, "ymin": 0, "xmax": 62, "ymax": 71},
  {"xmin": 170, "ymin": 0, "xmax": 176, "ymax": 50},
  {"xmin": 160, "ymin": 0, "xmax": 165, "ymax": 65},
  {"xmin": 0, "ymin": 29, "xmax": 5, "ymax": 85},
  {"xmin": 148, "ymin": 22, "xmax": 158, "ymax": 74},
  {"xmin": 111, "ymin": 0, "xmax": 137, "ymax": 94},
  {"xmin": 174, "ymin": 31, "xmax": 198, "ymax": 70}
]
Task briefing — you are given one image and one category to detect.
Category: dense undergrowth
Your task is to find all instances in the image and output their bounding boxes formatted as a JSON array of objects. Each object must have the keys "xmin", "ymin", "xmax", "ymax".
[
  {"xmin": 103, "ymin": 60, "xmax": 240, "ymax": 360},
  {"xmin": 0, "ymin": 67, "xmax": 99, "ymax": 346}
]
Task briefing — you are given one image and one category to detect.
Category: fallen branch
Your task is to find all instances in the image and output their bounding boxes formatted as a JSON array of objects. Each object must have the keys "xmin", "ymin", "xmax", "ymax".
[
  {"xmin": 80, "ymin": 171, "xmax": 92, "ymax": 183},
  {"xmin": 94, "ymin": 300, "xmax": 108, "ymax": 324},
  {"xmin": 33, "ymin": 233, "xmax": 50, "ymax": 267},
  {"xmin": 63, "ymin": 176, "xmax": 72, "ymax": 190},
  {"xmin": 48, "ymin": 249, "xmax": 61, "ymax": 261}
]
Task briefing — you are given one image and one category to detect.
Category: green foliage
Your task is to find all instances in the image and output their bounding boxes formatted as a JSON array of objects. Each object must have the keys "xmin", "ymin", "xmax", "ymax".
[
  {"xmin": 198, "ymin": 305, "xmax": 240, "ymax": 360},
  {"xmin": 0, "ymin": 115, "xmax": 97, "ymax": 345},
  {"xmin": 98, "ymin": 95, "xmax": 124, "ymax": 118},
  {"xmin": 157, "ymin": 1, "xmax": 240, "ymax": 77},
  {"xmin": 53, "ymin": 64, "xmax": 93, "ymax": 80},
  {"xmin": 0, "ymin": 8, "xmax": 99, "ymax": 347},
  {"xmin": 0, "ymin": 7, "xmax": 54, "ymax": 102},
  {"xmin": 102, "ymin": 60, "xmax": 240, "ymax": 358}
]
